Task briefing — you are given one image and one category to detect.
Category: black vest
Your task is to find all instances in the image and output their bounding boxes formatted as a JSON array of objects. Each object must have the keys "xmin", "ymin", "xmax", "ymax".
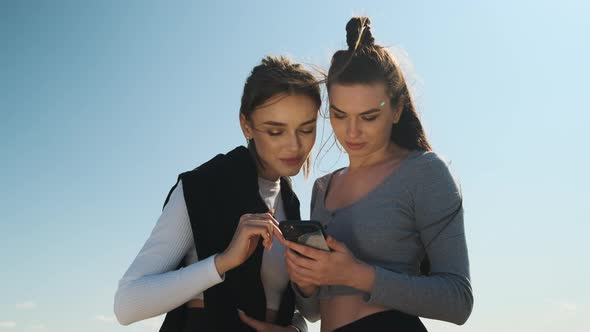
[{"xmin": 159, "ymin": 146, "xmax": 300, "ymax": 332}]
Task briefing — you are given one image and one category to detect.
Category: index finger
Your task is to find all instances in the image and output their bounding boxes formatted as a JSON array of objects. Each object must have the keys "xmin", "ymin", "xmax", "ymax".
[
  {"xmin": 269, "ymin": 221, "xmax": 284, "ymax": 241},
  {"xmin": 251, "ymin": 212, "xmax": 280, "ymax": 227}
]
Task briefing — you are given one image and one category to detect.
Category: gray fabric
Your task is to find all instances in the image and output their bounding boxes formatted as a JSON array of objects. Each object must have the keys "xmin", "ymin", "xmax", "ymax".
[{"xmin": 310, "ymin": 150, "xmax": 473, "ymax": 325}]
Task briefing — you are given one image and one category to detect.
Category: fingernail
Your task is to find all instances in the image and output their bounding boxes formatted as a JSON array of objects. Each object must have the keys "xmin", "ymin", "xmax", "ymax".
[{"xmin": 237, "ymin": 308, "xmax": 244, "ymax": 314}]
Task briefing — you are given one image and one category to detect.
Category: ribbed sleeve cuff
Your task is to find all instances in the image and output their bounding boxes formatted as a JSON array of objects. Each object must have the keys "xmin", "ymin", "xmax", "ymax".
[
  {"xmin": 202, "ymin": 254, "xmax": 225, "ymax": 283},
  {"xmin": 363, "ymin": 266, "xmax": 402, "ymax": 305}
]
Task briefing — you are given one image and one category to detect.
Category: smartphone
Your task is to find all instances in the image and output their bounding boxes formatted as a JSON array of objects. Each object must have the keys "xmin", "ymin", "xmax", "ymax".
[{"xmin": 279, "ymin": 220, "xmax": 330, "ymax": 251}]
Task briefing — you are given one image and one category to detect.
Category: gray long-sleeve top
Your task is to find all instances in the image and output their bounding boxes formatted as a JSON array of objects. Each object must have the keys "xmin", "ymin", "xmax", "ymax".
[{"xmin": 303, "ymin": 150, "xmax": 473, "ymax": 325}]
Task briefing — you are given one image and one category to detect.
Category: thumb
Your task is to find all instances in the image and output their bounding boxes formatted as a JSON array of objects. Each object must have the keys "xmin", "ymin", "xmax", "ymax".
[
  {"xmin": 238, "ymin": 309, "xmax": 265, "ymax": 331},
  {"xmin": 327, "ymin": 236, "xmax": 347, "ymax": 252}
]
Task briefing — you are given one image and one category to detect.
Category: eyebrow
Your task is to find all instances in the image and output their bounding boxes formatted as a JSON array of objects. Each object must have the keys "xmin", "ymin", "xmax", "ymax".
[
  {"xmin": 330, "ymin": 104, "xmax": 381, "ymax": 116},
  {"xmin": 260, "ymin": 118, "xmax": 317, "ymax": 127}
]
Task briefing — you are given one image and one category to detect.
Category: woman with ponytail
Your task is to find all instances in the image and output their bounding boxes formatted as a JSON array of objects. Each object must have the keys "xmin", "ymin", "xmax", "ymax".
[{"xmin": 282, "ymin": 17, "xmax": 473, "ymax": 331}]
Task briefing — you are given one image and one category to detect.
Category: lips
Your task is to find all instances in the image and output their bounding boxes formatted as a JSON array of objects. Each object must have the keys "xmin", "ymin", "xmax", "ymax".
[
  {"xmin": 279, "ymin": 157, "xmax": 302, "ymax": 166},
  {"xmin": 345, "ymin": 141, "xmax": 366, "ymax": 150}
]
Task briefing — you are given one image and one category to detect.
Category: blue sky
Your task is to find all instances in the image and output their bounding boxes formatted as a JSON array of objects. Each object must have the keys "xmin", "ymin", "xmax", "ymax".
[{"xmin": 1, "ymin": 1, "xmax": 589, "ymax": 331}]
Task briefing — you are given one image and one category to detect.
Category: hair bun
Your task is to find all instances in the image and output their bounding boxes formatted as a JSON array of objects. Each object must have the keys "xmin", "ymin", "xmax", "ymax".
[{"xmin": 346, "ymin": 16, "xmax": 375, "ymax": 51}]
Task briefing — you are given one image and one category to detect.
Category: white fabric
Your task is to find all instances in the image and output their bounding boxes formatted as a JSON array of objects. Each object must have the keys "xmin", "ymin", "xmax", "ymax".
[
  {"xmin": 258, "ymin": 177, "xmax": 290, "ymax": 311},
  {"xmin": 114, "ymin": 178, "xmax": 289, "ymax": 325}
]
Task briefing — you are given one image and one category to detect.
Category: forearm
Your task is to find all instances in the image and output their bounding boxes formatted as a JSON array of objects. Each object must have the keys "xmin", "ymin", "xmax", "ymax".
[
  {"xmin": 364, "ymin": 268, "xmax": 473, "ymax": 325},
  {"xmin": 347, "ymin": 259, "xmax": 376, "ymax": 293},
  {"xmin": 114, "ymin": 255, "xmax": 223, "ymax": 325}
]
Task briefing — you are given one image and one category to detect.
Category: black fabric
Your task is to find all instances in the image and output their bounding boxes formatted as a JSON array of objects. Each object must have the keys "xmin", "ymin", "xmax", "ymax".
[
  {"xmin": 333, "ymin": 310, "xmax": 427, "ymax": 332},
  {"xmin": 180, "ymin": 308, "xmax": 208, "ymax": 332},
  {"xmin": 159, "ymin": 146, "xmax": 300, "ymax": 332}
]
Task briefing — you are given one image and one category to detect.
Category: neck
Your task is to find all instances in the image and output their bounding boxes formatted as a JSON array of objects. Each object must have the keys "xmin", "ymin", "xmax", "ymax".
[
  {"xmin": 256, "ymin": 163, "xmax": 280, "ymax": 182},
  {"xmin": 347, "ymin": 142, "xmax": 404, "ymax": 170}
]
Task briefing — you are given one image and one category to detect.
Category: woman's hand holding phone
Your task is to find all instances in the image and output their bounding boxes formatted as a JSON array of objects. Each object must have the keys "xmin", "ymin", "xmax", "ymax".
[
  {"xmin": 283, "ymin": 236, "xmax": 375, "ymax": 291},
  {"xmin": 215, "ymin": 212, "xmax": 284, "ymax": 276}
]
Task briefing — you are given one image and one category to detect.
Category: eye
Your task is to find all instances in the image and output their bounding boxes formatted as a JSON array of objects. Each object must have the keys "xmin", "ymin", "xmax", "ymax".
[
  {"xmin": 298, "ymin": 127, "xmax": 315, "ymax": 135},
  {"xmin": 361, "ymin": 115, "xmax": 379, "ymax": 121},
  {"xmin": 268, "ymin": 131, "xmax": 283, "ymax": 136},
  {"xmin": 332, "ymin": 112, "xmax": 346, "ymax": 119}
]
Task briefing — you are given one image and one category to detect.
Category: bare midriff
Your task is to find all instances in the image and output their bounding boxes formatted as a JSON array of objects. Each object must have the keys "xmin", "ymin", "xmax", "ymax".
[{"xmin": 319, "ymin": 294, "xmax": 388, "ymax": 332}]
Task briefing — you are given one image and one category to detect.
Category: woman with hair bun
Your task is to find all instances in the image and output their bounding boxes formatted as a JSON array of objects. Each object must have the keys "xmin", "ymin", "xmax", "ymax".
[
  {"xmin": 283, "ymin": 17, "xmax": 473, "ymax": 331},
  {"xmin": 114, "ymin": 55, "xmax": 321, "ymax": 332}
]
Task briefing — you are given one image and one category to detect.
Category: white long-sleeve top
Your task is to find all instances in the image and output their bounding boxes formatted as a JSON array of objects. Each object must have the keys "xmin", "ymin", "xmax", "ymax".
[{"xmin": 114, "ymin": 177, "xmax": 290, "ymax": 326}]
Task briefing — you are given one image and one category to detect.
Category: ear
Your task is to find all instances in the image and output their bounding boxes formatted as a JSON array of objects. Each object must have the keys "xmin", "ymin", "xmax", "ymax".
[
  {"xmin": 239, "ymin": 113, "xmax": 252, "ymax": 139},
  {"xmin": 392, "ymin": 100, "xmax": 403, "ymax": 124}
]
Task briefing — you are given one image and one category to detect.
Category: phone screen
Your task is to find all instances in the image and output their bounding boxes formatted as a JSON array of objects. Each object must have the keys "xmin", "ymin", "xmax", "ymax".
[
  {"xmin": 297, "ymin": 229, "xmax": 330, "ymax": 251},
  {"xmin": 280, "ymin": 220, "xmax": 330, "ymax": 251}
]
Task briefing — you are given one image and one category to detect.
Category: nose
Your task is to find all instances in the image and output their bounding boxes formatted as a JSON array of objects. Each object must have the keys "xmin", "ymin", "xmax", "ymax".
[
  {"xmin": 286, "ymin": 131, "xmax": 301, "ymax": 152},
  {"xmin": 346, "ymin": 118, "xmax": 361, "ymax": 139}
]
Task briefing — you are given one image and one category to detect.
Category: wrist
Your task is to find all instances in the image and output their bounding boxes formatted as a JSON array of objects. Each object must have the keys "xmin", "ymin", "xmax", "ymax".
[
  {"xmin": 298, "ymin": 284, "xmax": 318, "ymax": 298},
  {"xmin": 349, "ymin": 260, "xmax": 375, "ymax": 292},
  {"xmin": 214, "ymin": 252, "xmax": 234, "ymax": 276}
]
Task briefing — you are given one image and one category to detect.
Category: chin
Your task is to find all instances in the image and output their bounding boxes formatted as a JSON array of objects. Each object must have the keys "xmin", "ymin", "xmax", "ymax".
[
  {"xmin": 286, "ymin": 169, "xmax": 302, "ymax": 177},
  {"xmin": 282, "ymin": 167, "xmax": 302, "ymax": 177},
  {"xmin": 274, "ymin": 164, "xmax": 303, "ymax": 177}
]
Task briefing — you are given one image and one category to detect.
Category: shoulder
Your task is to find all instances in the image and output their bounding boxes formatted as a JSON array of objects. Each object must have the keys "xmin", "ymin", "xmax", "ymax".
[
  {"xmin": 411, "ymin": 150, "xmax": 449, "ymax": 167},
  {"xmin": 312, "ymin": 170, "xmax": 339, "ymax": 195},
  {"xmin": 180, "ymin": 146, "xmax": 252, "ymax": 183},
  {"xmin": 408, "ymin": 150, "xmax": 456, "ymax": 180},
  {"xmin": 408, "ymin": 150, "xmax": 461, "ymax": 199}
]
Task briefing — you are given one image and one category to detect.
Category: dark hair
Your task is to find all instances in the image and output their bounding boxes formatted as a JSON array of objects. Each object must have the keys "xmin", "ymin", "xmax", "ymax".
[
  {"xmin": 327, "ymin": 17, "xmax": 431, "ymax": 151},
  {"xmin": 240, "ymin": 55, "xmax": 322, "ymax": 177}
]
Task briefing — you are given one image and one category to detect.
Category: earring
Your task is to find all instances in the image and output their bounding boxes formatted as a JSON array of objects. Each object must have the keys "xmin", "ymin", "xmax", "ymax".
[{"xmin": 246, "ymin": 136, "xmax": 252, "ymax": 144}]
